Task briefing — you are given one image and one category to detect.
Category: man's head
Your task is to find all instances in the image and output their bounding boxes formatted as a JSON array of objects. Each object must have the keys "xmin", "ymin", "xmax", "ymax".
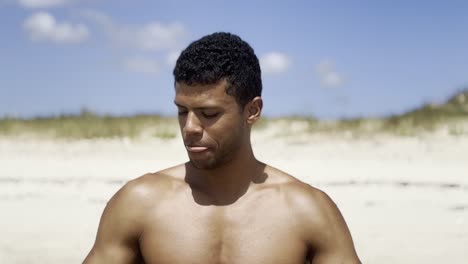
[
  {"xmin": 173, "ymin": 32, "xmax": 263, "ymax": 170},
  {"xmin": 173, "ymin": 32, "xmax": 262, "ymax": 109}
]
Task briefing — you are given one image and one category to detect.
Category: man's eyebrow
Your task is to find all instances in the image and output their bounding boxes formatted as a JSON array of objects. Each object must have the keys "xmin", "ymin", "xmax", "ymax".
[
  {"xmin": 174, "ymin": 101, "xmax": 185, "ymax": 108},
  {"xmin": 174, "ymin": 101, "xmax": 220, "ymax": 110}
]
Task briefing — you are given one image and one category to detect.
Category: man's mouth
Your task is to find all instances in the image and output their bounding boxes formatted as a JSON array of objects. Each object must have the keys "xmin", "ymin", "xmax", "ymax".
[{"xmin": 185, "ymin": 146, "xmax": 209, "ymax": 153}]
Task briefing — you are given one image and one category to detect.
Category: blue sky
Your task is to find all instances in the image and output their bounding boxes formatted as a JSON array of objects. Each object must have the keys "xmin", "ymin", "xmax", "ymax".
[{"xmin": 1, "ymin": 0, "xmax": 467, "ymax": 119}]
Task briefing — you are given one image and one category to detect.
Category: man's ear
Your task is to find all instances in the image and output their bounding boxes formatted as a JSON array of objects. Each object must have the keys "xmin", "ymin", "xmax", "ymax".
[{"xmin": 244, "ymin": 96, "xmax": 263, "ymax": 125}]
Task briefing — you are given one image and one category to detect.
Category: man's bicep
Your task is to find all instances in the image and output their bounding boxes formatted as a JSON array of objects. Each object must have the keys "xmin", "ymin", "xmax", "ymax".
[
  {"xmin": 83, "ymin": 182, "xmax": 145, "ymax": 263},
  {"xmin": 83, "ymin": 219, "xmax": 141, "ymax": 264},
  {"xmin": 305, "ymin": 190, "xmax": 361, "ymax": 264},
  {"xmin": 84, "ymin": 243, "xmax": 140, "ymax": 264}
]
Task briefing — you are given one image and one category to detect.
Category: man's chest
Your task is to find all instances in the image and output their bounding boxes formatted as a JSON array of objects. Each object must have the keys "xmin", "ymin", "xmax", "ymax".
[{"xmin": 138, "ymin": 195, "xmax": 308, "ymax": 264}]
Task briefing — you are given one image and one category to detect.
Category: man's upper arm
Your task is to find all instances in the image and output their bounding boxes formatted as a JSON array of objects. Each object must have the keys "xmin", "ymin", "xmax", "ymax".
[
  {"xmin": 298, "ymin": 188, "xmax": 361, "ymax": 264},
  {"xmin": 83, "ymin": 180, "xmax": 148, "ymax": 264}
]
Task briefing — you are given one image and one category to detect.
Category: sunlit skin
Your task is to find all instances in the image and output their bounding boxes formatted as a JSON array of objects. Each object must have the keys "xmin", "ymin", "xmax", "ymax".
[{"xmin": 83, "ymin": 80, "xmax": 361, "ymax": 264}]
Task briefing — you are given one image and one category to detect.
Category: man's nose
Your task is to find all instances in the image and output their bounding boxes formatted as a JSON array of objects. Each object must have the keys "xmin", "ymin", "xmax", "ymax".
[{"xmin": 183, "ymin": 112, "xmax": 203, "ymax": 136}]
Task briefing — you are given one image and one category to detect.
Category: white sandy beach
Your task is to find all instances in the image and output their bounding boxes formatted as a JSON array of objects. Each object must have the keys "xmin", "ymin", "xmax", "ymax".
[{"xmin": 1, "ymin": 127, "xmax": 467, "ymax": 264}]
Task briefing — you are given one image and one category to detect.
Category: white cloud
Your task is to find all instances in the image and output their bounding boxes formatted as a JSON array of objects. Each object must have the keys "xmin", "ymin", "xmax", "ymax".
[
  {"xmin": 80, "ymin": 9, "xmax": 113, "ymax": 28},
  {"xmin": 123, "ymin": 57, "xmax": 160, "ymax": 75},
  {"xmin": 134, "ymin": 23, "xmax": 186, "ymax": 51},
  {"xmin": 260, "ymin": 52, "xmax": 291, "ymax": 74},
  {"xmin": 314, "ymin": 59, "xmax": 344, "ymax": 88},
  {"xmin": 82, "ymin": 10, "xmax": 187, "ymax": 51},
  {"xmin": 81, "ymin": 10, "xmax": 186, "ymax": 73},
  {"xmin": 18, "ymin": 0, "xmax": 70, "ymax": 8},
  {"xmin": 23, "ymin": 12, "xmax": 89, "ymax": 44}
]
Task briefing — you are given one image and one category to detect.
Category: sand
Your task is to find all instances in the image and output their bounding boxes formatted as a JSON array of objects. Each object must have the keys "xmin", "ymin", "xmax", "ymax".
[{"xmin": 1, "ymin": 129, "xmax": 467, "ymax": 263}]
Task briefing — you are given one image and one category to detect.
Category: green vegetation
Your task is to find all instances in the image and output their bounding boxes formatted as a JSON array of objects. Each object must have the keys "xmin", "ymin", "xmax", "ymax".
[
  {"xmin": 381, "ymin": 89, "xmax": 468, "ymax": 134},
  {"xmin": 271, "ymin": 89, "xmax": 468, "ymax": 137},
  {"xmin": 1, "ymin": 90, "xmax": 467, "ymax": 139},
  {"xmin": 307, "ymin": 89, "xmax": 468, "ymax": 137},
  {"xmin": 0, "ymin": 110, "xmax": 178, "ymax": 139}
]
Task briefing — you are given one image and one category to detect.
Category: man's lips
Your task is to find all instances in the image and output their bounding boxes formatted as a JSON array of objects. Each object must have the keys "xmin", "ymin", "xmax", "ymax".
[{"xmin": 185, "ymin": 146, "xmax": 209, "ymax": 153}]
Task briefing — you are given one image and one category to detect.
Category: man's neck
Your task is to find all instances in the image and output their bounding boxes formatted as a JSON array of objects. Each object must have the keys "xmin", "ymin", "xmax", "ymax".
[{"xmin": 185, "ymin": 145, "xmax": 264, "ymax": 205}]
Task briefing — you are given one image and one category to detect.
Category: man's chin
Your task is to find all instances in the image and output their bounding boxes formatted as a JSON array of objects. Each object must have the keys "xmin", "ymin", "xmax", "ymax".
[{"xmin": 189, "ymin": 159, "xmax": 218, "ymax": 170}]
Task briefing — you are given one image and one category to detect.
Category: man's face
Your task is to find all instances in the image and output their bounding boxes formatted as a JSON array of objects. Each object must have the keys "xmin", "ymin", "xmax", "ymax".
[{"xmin": 174, "ymin": 80, "xmax": 246, "ymax": 170}]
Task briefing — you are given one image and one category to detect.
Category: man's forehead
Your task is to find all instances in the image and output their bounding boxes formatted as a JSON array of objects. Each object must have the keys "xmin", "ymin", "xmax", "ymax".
[
  {"xmin": 174, "ymin": 81, "xmax": 235, "ymax": 106},
  {"xmin": 175, "ymin": 80, "xmax": 226, "ymax": 93}
]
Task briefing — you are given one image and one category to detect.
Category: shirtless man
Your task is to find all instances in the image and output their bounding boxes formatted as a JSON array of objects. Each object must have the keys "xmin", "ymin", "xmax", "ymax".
[{"xmin": 83, "ymin": 32, "xmax": 361, "ymax": 264}]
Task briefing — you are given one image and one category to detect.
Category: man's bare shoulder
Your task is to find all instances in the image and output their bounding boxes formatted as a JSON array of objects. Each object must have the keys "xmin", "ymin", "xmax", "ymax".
[
  {"xmin": 263, "ymin": 164, "xmax": 322, "ymax": 193},
  {"xmin": 132, "ymin": 164, "xmax": 187, "ymax": 189},
  {"xmin": 124, "ymin": 163, "xmax": 187, "ymax": 195},
  {"xmin": 263, "ymin": 164, "xmax": 341, "ymax": 228},
  {"xmin": 110, "ymin": 163, "xmax": 188, "ymax": 210},
  {"xmin": 83, "ymin": 164, "xmax": 191, "ymax": 263},
  {"xmin": 264, "ymin": 165, "xmax": 360, "ymax": 262}
]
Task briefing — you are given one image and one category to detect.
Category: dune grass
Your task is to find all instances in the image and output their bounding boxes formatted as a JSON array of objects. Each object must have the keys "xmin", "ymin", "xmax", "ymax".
[
  {"xmin": 263, "ymin": 90, "xmax": 468, "ymax": 137},
  {"xmin": 1, "ymin": 90, "xmax": 467, "ymax": 139},
  {"xmin": 1, "ymin": 112, "xmax": 466, "ymax": 139},
  {"xmin": 0, "ymin": 111, "xmax": 179, "ymax": 139},
  {"xmin": 381, "ymin": 91, "xmax": 468, "ymax": 134}
]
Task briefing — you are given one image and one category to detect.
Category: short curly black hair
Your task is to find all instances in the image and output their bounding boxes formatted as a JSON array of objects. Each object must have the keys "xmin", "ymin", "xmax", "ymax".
[{"xmin": 173, "ymin": 32, "xmax": 262, "ymax": 108}]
